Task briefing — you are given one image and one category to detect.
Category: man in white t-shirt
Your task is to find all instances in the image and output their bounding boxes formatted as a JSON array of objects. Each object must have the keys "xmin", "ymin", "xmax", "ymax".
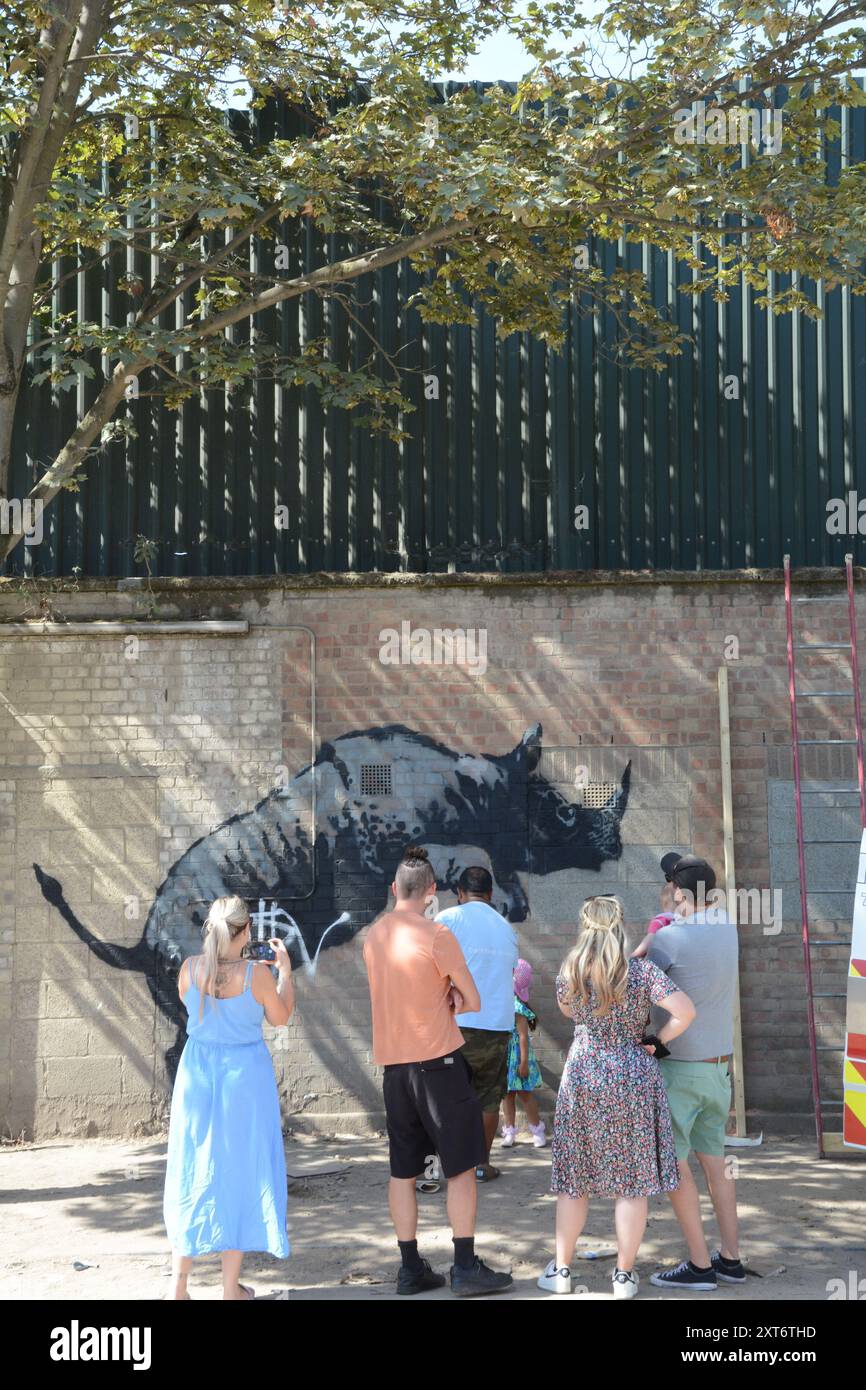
[{"xmin": 437, "ymin": 867, "xmax": 519, "ymax": 1181}]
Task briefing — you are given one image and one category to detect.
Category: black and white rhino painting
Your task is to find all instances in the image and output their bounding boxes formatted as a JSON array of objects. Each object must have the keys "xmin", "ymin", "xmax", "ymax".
[{"xmin": 33, "ymin": 722, "xmax": 630, "ymax": 1078}]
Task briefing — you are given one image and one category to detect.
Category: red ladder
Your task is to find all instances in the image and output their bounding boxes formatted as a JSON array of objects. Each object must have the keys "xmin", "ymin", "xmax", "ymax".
[{"xmin": 783, "ymin": 554, "xmax": 866, "ymax": 1157}]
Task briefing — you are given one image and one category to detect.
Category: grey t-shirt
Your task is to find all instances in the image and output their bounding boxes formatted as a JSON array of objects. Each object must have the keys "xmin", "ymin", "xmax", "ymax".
[{"xmin": 647, "ymin": 908, "xmax": 738, "ymax": 1060}]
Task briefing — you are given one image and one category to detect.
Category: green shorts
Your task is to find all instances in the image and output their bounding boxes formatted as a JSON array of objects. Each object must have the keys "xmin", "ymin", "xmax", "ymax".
[
  {"xmin": 659, "ymin": 1060, "xmax": 731, "ymax": 1161},
  {"xmin": 459, "ymin": 1028, "xmax": 511, "ymax": 1113}
]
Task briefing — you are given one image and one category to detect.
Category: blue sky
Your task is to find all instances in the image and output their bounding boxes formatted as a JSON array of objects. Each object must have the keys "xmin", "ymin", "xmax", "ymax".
[
  {"xmin": 440, "ymin": 28, "xmax": 541, "ymax": 81},
  {"xmin": 216, "ymin": 11, "xmax": 863, "ymax": 107},
  {"xmin": 219, "ymin": 28, "xmax": 544, "ymax": 105}
]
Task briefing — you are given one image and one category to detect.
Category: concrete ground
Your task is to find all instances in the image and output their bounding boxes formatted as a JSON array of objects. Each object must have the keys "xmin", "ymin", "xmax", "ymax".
[{"xmin": 0, "ymin": 1130, "xmax": 864, "ymax": 1301}]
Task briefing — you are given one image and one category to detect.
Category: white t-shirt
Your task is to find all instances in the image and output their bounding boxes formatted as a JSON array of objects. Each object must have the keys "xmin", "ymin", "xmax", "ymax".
[{"xmin": 435, "ymin": 900, "xmax": 519, "ymax": 1032}]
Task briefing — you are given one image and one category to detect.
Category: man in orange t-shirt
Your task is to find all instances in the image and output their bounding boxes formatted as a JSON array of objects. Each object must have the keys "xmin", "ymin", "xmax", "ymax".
[{"xmin": 362, "ymin": 845, "xmax": 513, "ymax": 1298}]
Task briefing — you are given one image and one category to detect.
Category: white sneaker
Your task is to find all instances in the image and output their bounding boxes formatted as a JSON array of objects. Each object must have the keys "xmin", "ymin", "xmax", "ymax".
[
  {"xmin": 612, "ymin": 1268, "xmax": 639, "ymax": 1300},
  {"xmin": 537, "ymin": 1258, "xmax": 573, "ymax": 1295},
  {"xmin": 529, "ymin": 1121, "xmax": 547, "ymax": 1148},
  {"xmin": 500, "ymin": 1125, "xmax": 517, "ymax": 1148}
]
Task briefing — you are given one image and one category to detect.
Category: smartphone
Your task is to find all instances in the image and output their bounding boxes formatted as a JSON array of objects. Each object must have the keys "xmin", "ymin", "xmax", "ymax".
[{"xmin": 241, "ymin": 940, "xmax": 277, "ymax": 963}]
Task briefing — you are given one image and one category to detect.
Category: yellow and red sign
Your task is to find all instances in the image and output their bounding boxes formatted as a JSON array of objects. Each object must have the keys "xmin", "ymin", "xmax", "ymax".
[{"xmin": 844, "ymin": 836, "xmax": 866, "ymax": 1148}]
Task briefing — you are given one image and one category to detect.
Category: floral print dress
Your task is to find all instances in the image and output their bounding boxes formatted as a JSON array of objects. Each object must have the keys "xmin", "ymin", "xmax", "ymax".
[{"xmin": 550, "ymin": 958, "xmax": 680, "ymax": 1199}]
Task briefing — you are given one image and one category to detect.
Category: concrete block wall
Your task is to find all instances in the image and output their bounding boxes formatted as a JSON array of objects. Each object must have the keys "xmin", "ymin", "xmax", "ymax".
[{"xmin": 0, "ymin": 573, "xmax": 861, "ymax": 1138}]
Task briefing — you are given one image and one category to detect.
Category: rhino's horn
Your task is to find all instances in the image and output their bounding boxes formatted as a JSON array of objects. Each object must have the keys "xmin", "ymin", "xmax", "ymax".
[{"xmin": 515, "ymin": 722, "xmax": 543, "ymax": 770}]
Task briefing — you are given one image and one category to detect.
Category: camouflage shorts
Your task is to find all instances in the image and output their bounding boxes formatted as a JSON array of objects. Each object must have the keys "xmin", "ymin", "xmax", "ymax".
[{"xmin": 459, "ymin": 1028, "xmax": 512, "ymax": 1113}]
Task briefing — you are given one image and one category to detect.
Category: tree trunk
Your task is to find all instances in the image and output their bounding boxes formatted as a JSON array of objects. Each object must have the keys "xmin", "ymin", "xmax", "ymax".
[
  {"xmin": 0, "ymin": 0, "xmax": 107, "ymax": 563},
  {"xmin": 0, "ymin": 354, "xmax": 150, "ymax": 565},
  {"xmin": 0, "ymin": 222, "xmax": 41, "ymax": 515}
]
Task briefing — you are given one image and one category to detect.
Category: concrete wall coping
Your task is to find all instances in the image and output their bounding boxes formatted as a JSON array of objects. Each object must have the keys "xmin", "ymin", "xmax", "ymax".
[
  {"xmin": 0, "ymin": 620, "xmax": 249, "ymax": 635},
  {"xmin": 0, "ymin": 566, "xmax": 861, "ymax": 596}
]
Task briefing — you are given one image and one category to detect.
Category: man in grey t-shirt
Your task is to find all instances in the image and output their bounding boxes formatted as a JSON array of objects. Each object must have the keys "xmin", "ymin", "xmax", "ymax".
[{"xmin": 645, "ymin": 854, "xmax": 745, "ymax": 1293}]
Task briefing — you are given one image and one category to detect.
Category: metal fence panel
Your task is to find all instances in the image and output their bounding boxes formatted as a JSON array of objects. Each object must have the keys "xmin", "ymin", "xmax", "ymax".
[{"xmin": 8, "ymin": 90, "xmax": 866, "ymax": 577}]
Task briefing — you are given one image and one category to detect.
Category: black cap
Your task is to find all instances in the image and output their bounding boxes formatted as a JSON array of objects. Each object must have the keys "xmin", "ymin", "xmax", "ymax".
[
  {"xmin": 660, "ymin": 852, "xmax": 683, "ymax": 880},
  {"xmin": 667, "ymin": 854, "xmax": 717, "ymax": 895}
]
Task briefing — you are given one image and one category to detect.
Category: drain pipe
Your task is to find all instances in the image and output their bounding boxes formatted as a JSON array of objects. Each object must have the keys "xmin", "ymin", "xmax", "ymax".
[{"xmin": 248, "ymin": 623, "xmax": 318, "ymax": 902}]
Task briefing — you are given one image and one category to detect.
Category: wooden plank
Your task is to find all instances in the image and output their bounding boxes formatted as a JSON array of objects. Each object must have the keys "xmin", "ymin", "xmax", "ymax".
[
  {"xmin": 822, "ymin": 1132, "xmax": 866, "ymax": 1158},
  {"xmin": 719, "ymin": 664, "xmax": 748, "ymax": 1137}
]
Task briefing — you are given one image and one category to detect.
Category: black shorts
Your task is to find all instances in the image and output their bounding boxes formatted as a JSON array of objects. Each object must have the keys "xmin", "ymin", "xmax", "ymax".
[{"xmin": 382, "ymin": 1049, "xmax": 487, "ymax": 1180}]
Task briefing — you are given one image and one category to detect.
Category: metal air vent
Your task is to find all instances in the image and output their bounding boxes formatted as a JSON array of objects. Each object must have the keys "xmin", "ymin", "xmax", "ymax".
[
  {"xmin": 578, "ymin": 782, "xmax": 617, "ymax": 808},
  {"xmin": 360, "ymin": 763, "xmax": 392, "ymax": 797}
]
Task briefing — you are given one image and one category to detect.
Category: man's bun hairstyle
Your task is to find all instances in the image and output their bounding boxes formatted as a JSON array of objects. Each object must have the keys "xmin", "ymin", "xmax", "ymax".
[
  {"xmin": 395, "ymin": 844, "xmax": 434, "ymax": 898},
  {"xmin": 401, "ymin": 844, "xmax": 429, "ymax": 863}
]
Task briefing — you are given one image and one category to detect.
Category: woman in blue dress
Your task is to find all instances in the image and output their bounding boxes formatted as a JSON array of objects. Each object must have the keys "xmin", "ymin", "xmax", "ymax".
[{"xmin": 163, "ymin": 895, "xmax": 293, "ymax": 1300}]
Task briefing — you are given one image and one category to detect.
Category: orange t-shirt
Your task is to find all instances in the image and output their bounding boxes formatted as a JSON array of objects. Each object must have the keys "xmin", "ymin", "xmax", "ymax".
[{"xmin": 362, "ymin": 910, "xmax": 468, "ymax": 1066}]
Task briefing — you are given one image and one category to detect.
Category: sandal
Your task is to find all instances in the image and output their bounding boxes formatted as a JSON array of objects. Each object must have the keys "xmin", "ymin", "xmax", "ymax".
[
  {"xmin": 415, "ymin": 1179, "xmax": 441, "ymax": 1194},
  {"xmin": 239, "ymin": 1284, "xmax": 255, "ymax": 1300},
  {"xmin": 475, "ymin": 1164, "xmax": 501, "ymax": 1182}
]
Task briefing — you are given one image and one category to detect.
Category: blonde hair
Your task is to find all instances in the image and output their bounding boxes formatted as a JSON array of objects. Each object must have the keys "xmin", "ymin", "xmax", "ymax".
[
  {"xmin": 197, "ymin": 895, "xmax": 251, "ymax": 1021},
  {"xmin": 559, "ymin": 895, "xmax": 629, "ymax": 1018}
]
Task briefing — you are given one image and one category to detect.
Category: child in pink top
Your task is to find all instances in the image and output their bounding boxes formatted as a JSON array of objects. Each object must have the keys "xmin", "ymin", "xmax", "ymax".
[{"xmin": 632, "ymin": 879, "xmax": 676, "ymax": 958}]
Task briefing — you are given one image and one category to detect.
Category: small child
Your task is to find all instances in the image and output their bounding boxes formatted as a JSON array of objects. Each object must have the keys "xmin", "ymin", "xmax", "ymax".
[
  {"xmin": 631, "ymin": 878, "xmax": 676, "ymax": 959},
  {"xmin": 501, "ymin": 959, "xmax": 546, "ymax": 1148}
]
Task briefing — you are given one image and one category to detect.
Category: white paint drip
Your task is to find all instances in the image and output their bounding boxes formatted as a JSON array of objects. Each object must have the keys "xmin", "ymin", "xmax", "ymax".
[{"xmin": 249, "ymin": 900, "xmax": 350, "ymax": 978}]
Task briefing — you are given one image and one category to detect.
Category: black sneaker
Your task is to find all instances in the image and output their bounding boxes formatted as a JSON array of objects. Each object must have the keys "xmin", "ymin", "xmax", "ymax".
[
  {"xmin": 449, "ymin": 1256, "xmax": 513, "ymax": 1297},
  {"xmin": 650, "ymin": 1258, "xmax": 717, "ymax": 1291},
  {"xmin": 711, "ymin": 1249, "xmax": 747, "ymax": 1284},
  {"xmin": 396, "ymin": 1259, "xmax": 447, "ymax": 1295}
]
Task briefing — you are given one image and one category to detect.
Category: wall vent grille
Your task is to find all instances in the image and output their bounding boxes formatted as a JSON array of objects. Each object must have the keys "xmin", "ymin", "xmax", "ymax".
[
  {"xmin": 579, "ymin": 782, "xmax": 617, "ymax": 808},
  {"xmin": 360, "ymin": 763, "xmax": 392, "ymax": 797}
]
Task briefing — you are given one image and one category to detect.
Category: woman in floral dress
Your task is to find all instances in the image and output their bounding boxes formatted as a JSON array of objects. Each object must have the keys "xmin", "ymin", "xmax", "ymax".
[{"xmin": 538, "ymin": 895, "xmax": 695, "ymax": 1300}]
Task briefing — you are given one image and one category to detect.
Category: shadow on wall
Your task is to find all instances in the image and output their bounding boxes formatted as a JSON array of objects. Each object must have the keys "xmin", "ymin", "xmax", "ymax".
[
  {"xmin": 11, "ymin": 586, "xmax": 860, "ymax": 1135},
  {"xmin": 31, "ymin": 721, "xmax": 631, "ymax": 1097}
]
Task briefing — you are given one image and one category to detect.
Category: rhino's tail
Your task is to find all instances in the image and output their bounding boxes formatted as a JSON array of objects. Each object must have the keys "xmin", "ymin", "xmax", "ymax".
[{"xmin": 32, "ymin": 862, "xmax": 147, "ymax": 972}]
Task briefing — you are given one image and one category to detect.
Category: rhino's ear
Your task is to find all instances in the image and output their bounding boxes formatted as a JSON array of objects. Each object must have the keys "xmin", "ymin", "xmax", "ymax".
[
  {"xmin": 612, "ymin": 760, "xmax": 632, "ymax": 815},
  {"xmin": 516, "ymin": 723, "xmax": 542, "ymax": 773}
]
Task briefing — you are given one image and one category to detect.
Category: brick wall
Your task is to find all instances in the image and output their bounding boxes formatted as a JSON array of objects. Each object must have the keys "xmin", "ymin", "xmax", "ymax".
[{"xmin": 0, "ymin": 573, "xmax": 860, "ymax": 1139}]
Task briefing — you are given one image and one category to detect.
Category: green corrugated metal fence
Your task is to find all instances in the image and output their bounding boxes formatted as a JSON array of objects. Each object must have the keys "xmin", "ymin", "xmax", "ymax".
[{"xmin": 7, "ymin": 87, "xmax": 866, "ymax": 577}]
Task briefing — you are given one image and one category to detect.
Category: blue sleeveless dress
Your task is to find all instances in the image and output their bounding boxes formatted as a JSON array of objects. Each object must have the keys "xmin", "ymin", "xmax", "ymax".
[{"xmin": 163, "ymin": 959, "xmax": 290, "ymax": 1258}]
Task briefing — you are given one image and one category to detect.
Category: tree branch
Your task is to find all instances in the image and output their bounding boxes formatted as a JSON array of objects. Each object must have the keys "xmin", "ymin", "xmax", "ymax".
[
  {"xmin": 0, "ymin": 1, "xmax": 88, "ymax": 302},
  {"xmin": 0, "ymin": 217, "xmax": 472, "ymax": 560},
  {"xmin": 133, "ymin": 204, "xmax": 282, "ymax": 327},
  {"xmin": 186, "ymin": 218, "xmax": 472, "ymax": 345}
]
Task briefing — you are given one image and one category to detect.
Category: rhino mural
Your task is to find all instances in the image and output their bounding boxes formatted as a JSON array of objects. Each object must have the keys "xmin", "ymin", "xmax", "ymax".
[{"xmin": 33, "ymin": 722, "xmax": 631, "ymax": 1079}]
